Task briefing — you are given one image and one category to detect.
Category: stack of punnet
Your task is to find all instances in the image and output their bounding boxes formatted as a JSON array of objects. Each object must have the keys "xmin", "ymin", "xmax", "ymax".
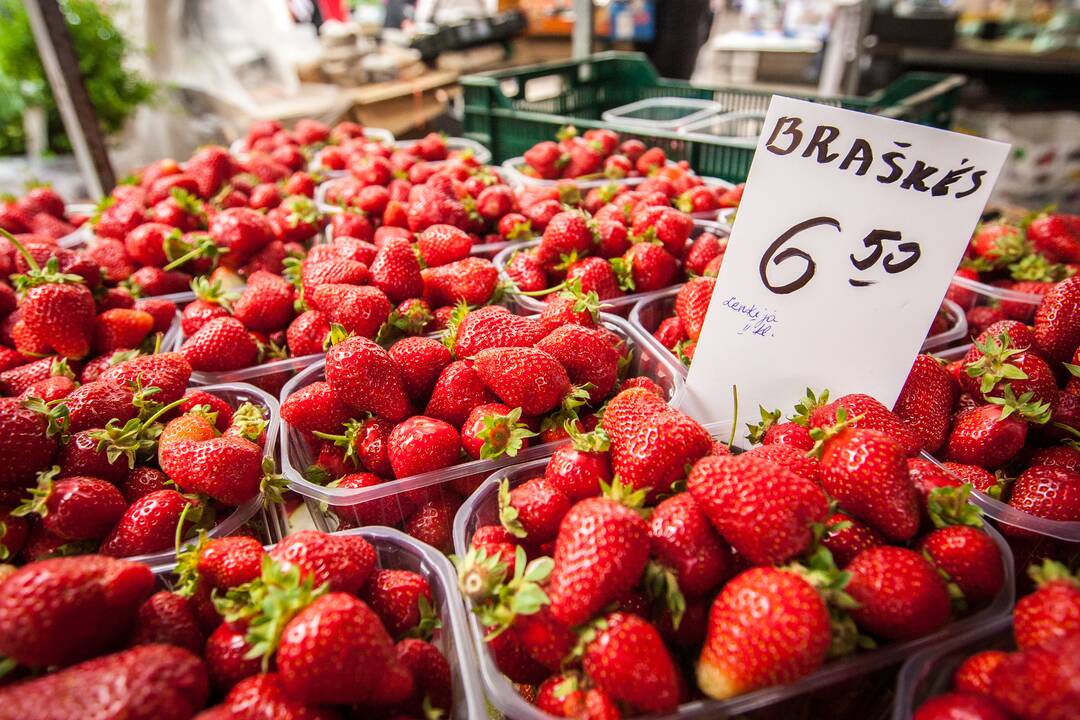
[
  {"xmin": 0, "ymin": 526, "xmax": 485, "ymax": 719},
  {"xmin": 451, "ymin": 380, "xmax": 1013, "ymax": 719}
]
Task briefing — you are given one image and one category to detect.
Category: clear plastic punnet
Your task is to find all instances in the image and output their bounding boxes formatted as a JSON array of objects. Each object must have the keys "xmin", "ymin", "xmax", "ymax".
[
  {"xmin": 135, "ymin": 381, "xmax": 281, "ymax": 570},
  {"xmin": 892, "ymin": 615, "xmax": 1013, "ymax": 720},
  {"xmin": 311, "ymin": 135, "xmax": 489, "ymax": 179},
  {"xmin": 318, "ymin": 220, "xmax": 512, "ymax": 261},
  {"xmin": 600, "ymin": 97, "xmax": 725, "ymax": 132},
  {"xmin": 948, "ymin": 272, "xmax": 1044, "ymax": 324},
  {"xmin": 500, "ymin": 156, "xmax": 687, "ymax": 191},
  {"xmin": 495, "ymin": 219, "xmax": 730, "ymax": 317},
  {"xmin": 630, "ymin": 289, "xmax": 969, "ymax": 376},
  {"xmin": 152, "ymin": 525, "xmax": 486, "ymax": 719},
  {"xmin": 279, "ymin": 314, "xmax": 686, "ymax": 526},
  {"xmin": 452, "ymin": 455, "xmax": 1016, "ymax": 720}
]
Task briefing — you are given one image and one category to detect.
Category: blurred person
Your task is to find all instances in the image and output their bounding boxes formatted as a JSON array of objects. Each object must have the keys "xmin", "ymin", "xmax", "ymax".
[{"xmin": 635, "ymin": 0, "xmax": 716, "ymax": 78}]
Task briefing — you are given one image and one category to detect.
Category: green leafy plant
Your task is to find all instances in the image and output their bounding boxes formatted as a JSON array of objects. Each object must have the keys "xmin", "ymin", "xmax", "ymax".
[{"xmin": 0, "ymin": 0, "xmax": 155, "ymax": 156}]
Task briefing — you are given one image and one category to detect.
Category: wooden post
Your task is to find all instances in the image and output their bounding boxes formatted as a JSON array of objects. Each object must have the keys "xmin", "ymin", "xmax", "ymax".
[{"xmin": 23, "ymin": 0, "xmax": 116, "ymax": 198}]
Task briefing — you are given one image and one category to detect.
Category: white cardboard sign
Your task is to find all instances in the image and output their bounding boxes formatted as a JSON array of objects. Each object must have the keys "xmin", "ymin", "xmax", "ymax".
[{"xmin": 682, "ymin": 96, "xmax": 1009, "ymax": 430}]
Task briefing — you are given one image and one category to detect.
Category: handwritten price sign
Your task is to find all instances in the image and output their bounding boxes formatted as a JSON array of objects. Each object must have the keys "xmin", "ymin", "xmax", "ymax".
[{"xmin": 681, "ymin": 96, "xmax": 1009, "ymax": 430}]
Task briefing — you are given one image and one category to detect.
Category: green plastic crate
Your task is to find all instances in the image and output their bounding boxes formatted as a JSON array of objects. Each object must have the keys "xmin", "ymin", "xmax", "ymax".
[{"xmin": 462, "ymin": 51, "xmax": 964, "ymax": 183}]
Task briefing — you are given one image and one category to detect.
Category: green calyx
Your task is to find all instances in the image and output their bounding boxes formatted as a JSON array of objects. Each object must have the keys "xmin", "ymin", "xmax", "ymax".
[
  {"xmin": 216, "ymin": 555, "xmax": 329, "ymax": 671},
  {"xmin": 376, "ymin": 302, "xmax": 433, "ymax": 345},
  {"xmin": 599, "ymin": 476, "xmax": 649, "ymax": 516},
  {"xmin": 568, "ymin": 425, "xmax": 610, "ymax": 453},
  {"xmin": 441, "ymin": 301, "xmax": 471, "ymax": 356},
  {"xmin": 785, "ymin": 547, "xmax": 865, "ymax": 658},
  {"xmin": 21, "ymin": 396, "xmax": 69, "ymax": 438},
  {"xmin": 966, "ymin": 331, "xmax": 1029, "ymax": 397},
  {"xmin": 256, "ymin": 338, "xmax": 288, "ymax": 364},
  {"xmin": 452, "ymin": 545, "xmax": 511, "ymax": 602},
  {"xmin": 169, "ymin": 187, "xmax": 207, "ymax": 220},
  {"xmin": 497, "ymin": 479, "xmax": 527, "ymax": 539},
  {"xmin": 403, "ymin": 594, "xmax": 442, "ymax": 642},
  {"xmin": 230, "ymin": 403, "xmax": 269, "ymax": 443},
  {"xmin": 1028, "ymin": 559, "xmax": 1080, "ymax": 589},
  {"xmin": 190, "ymin": 276, "xmax": 238, "ymax": 312},
  {"xmin": 163, "ymin": 233, "xmax": 226, "ymax": 271},
  {"xmin": 745, "ymin": 405, "xmax": 782, "ymax": 446},
  {"xmin": 927, "ymin": 483, "xmax": 983, "ymax": 528},
  {"xmin": 171, "ymin": 529, "xmax": 209, "ymax": 598},
  {"xmin": 312, "ymin": 417, "xmax": 365, "ymax": 468},
  {"xmin": 643, "ymin": 560, "xmax": 685, "ymax": 629},
  {"xmin": 806, "ymin": 406, "xmax": 863, "ymax": 459},
  {"xmin": 326, "ymin": 322, "xmax": 354, "ymax": 348},
  {"xmin": 986, "ymin": 384, "xmax": 1051, "ymax": 424},
  {"xmin": 790, "ymin": 387, "xmax": 830, "ymax": 427},
  {"xmin": 2, "ymin": 228, "xmax": 85, "ymax": 293},
  {"xmin": 89, "ymin": 395, "xmax": 187, "ymax": 468},
  {"xmin": 477, "ymin": 407, "xmax": 537, "ymax": 461},
  {"xmin": 466, "ymin": 545, "xmax": 552, "ymax": 640},
  {"xmin": 608, "ymin": 256, "xmax": 635, "ymax": 292},
  {"xmin": 11, "ymin": 465, "xmax": 60, "ymax": 519},
  {"xmin": 1008, "ymin": 253, "xmax": 1071, "ymax": 282}
]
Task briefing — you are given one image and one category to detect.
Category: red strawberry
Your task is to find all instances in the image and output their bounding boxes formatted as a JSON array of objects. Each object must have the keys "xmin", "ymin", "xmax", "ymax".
[
  {"xmin": 918, "ymin": 525, "xmax": 1003, "ymax": 605},
  {"xmin": 388, "ymin": 336, "xmax": 453, "ymax": 401},
  {"xmin": 962, "ymin": 331, "xmax": 1057, "ymax": 405},
  {"xmin": 403, "ymin": 497, "xmax": 455, "ymax": 552},
  {"xmin": 425, "ymin": 360, "xmax": 498, "ymax": 426},
  {"xmin": 325, "ymin": 335, "xmax": 413, "ymax": 421},
  {"xmin": 188, "ymin": 145, "xmax": 232, "ymax": 198},
  {"xmin": 286, "ymin": 310, "xmax": 330, "ymax": 356},
  {"xmin": 581, "ymin": 611, "xmax": 680, "ymax": 713},
  {"xmin": 14, "ymin": 472, "xmax": 126, "ymax": 540},
  {"xmin": 631, "ymin": 206, "xmax": 693, "ymax": 259},
  {"xmin": 209, "ymin": 208, "xmax": 273, "ymax": 268},
  {"xmin": 811, "ymin": 393, "xmax": 923, "ymax": 456},
  {"xmin": 17, "ymin": 374, "xmax": 75, "ymax": 403},
  {"xmin": 536, "ymin": 211, "xmax": 594, "ymax": 269},
  {"xmin": 472, "ymin": 346, "xmax": 571, "ymax": 416},
  {"xmin": 953, "ymin": 650, "xmax": 1008, "ymax": 695},
  {"xmin": 310, "ymin": 284, "xmax": 391, "ymax": 339},
  {"xmin": 649, "ymin": 492, "xmax": 729, "ymax": 598},
  {"xmin": 688, "ymin": 453, "xmax": 828, "ymax": 565},
  {"xmin": 0, "ymin": 644, "xmax": 208, "ymax": 720},
  {"xmin": 1034, "ymin": 276, "xmax": 1080, "ymax": 361},
  {"xmin": 547, "ymin": 497, "xmax": 649, "ymax": 627},
  {"xmin": 394, "ymin": 638, "xmax": 452, "ymax": 715},
  {"xmin": 635, "ymin": 147, "xmax": 666, "ymax": 175},
  {"xmin": 697, "ymin": 566, "xmax": 830, "ymax": 699},
  {"xmin": 819, "ymin": 427, "xmax": 920, "ymax": 541},
  {"xmin": 565, "ymin": 256, "xmax": 622, "ymax": 300},
  {"xmin": 268, "ymin": 530, "xmax": 376, "ymax": 594},
  {"xmin": 0, "ymin": 555, "xmax": 154, "ymax": 667},
  {"xmin": 370, "ymin": 237, "xmax": 423, "ymax": 303},
  {"xmin": 894, "ymin": 354, "xmax": 957, "ymax": 453},
  {"xmin": 1027, "ymin": 212, "xmax": 1080, "ymax": 263},
  {"xmin": 743, "ymin": 443, "xmax": 821, "ymax": 484},
  {"xmin": 222, "ymin": 672, "xmax": 336, "ymax": 720},
  {"xmin": 1013, "ymin": 560, "xmax": 1080, "ymax": 650},
  {"xmin": 386, "ymin": 416, "xmax": 460, "ymax": 478},
  {"xmin": 362, "ymin": 568, "xmax": 434, "ymax": 637},
  {"xmin": 99, "ymin": 351, "xmax": 191, "ymax": 404},
  {"xmin": 545, "ymin": 445, "xmax": 611, "ymax": 502},
  {"xmin": 498, "ymin": 477, "xmax": 571, "ymax": 543},
  {"xmin": 0, "ymin": 397, "xmax": 57, "ymax": 489},
  {"xmin": 160, "ymin": 435, "xmax": 264, "ymax": 506},
  {"xmin": 988, "ymin": 632, "xmax": 1080, "ymax": 720},
  {"xmin": 845, "ymin": 546, "xmax": 951, "ymax": 640},
  {"xmin": 461, "ymin": 402, "xmax": 537, "ymax": 461},
  {"xmin": 130, "ymin": 266, "xmax": 193, "ymax": 296},
  {"xmin": 600, "ymin": 388, "xmax": 712, "ymax": 495},
  {"xmin": 132, "ymin": 591, "xmax": 205, "ymax": 653},
  {"xmin": 945, "ymin": 398, "xmax": 1045, "ymax": 469},
  {"xmin": 134, "ymin": 297, "xmax": 178, "ymax": 334},
  {"xmin": 276, "ymin": 593, "xmax": 414, "ymax": 705},
  {"xmin": 535, "ymin": 324, "xmax": 620, "ymax": 402},
  {"xmin": 93, "ymin": 198, "xmax": 146, "ymax": 240},
  {"xmin": 300, "ymin": 257, "xmax": 369, "ymax": 301},
  {"xmin": 451, "ymin": 305, "xmax": 547, "ymax": 358},
  {"xmin": 505, "ymin": 249, "xmax": 546, "ymax": 292},
  {"xmin": 422, "ymin": 257, "xmax": 499, "ymax": 306},
  {"xmin": 180, "ymin": 316, "xmax": 259, "ymax": 371},
  {"xmin": 417, "ymin": 224, "xmax": 471, "ymax": 267},
  {"xmin": 281, "ymin": 381, "xmax": 350, "ymax": 438},
  {"xmin": 913, "ymin": 693, "xmax": 1010, "ymax": 720},
  {"xmin": 100, "ymin": 490, "xmax": 199, "ymax": 558},
  {"xmin": 13, "ymin": 263, "xmax": 96, "ymax": 359},
  {"xmin": 822, "ymin": 511, "xmax": 884, "ymax": 567},
  {"xmin": 232, "ymin": 270, "xmax": 295, "ymax": 333},
  {"xmin": 93, "ymin": 308, "xmax": 155, "ymax": 353},
  {"xmin": 674, "ymin": 276, "xmax": 715, "ymax": 342}
]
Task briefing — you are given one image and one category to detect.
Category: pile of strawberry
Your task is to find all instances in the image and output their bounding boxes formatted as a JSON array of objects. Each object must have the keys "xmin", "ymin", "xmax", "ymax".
[
  {"xmin": 910, "ymin": 560, "xmax": 1080, "ymax": 720},
  {"xmin": 950, "ymin": 210, "xmax": 1079, "ymax": 338},
  {"xmin": 503, "ymin": 206, "xmax": 725, "ymax": 307},
  {"xmin": 650, "ymin": 277, "xmax": 959, "ymax": 367},
  {"xmin": 313, "ymin": 129, "xmax": 483, "ymax": 177},
  {"xmin": 913, "ymin": 276, "xmax": 1080, "ymax": 531},
  {"xmin": 280, "ymin": 300, "xmax": 665, "ymax": 545},
  {"xmin": 0, "ymin": 182, "xmax": 86, "ymax": 243},
  {"xmin": 458, "ymin": 383, "xmax": 1005, "ymax": 717},
  {"xmin": 0, "ymin": 528, "xmax": 459, "ymax": 719},
  {"xmin": 0, "ymin": 349, "xmax": 279, "ymax": 563}
]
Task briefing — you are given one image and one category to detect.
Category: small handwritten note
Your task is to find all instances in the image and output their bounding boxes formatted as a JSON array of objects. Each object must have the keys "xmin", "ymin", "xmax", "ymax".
[{"xmin": 681, "ymin": 96, "xmax": 1009, "ymax": 429}]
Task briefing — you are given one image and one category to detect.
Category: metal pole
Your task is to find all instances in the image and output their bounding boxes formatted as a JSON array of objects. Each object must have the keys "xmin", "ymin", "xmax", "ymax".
[
  {"xmin": 572, "ymin": 0, "xmax": 593, "ymax": 59},
  {"xmin": 23, "ymin": 0, "xmax": 115, "ymax": 198}
]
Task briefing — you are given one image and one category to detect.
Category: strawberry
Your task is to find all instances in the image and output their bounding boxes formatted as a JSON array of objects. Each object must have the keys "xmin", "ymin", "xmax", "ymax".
[
  {"xmin": 600, "ymin": 388, "xmax": 712, "ymax": 495},
  {"xmin": 325, "ymin": 335, "xmax": 413, "ymax": 421},
  {"xmin": 135, "ymin": 297, "xmax": 178, "ymax": 334},
  {"xmin": 286, "ymin": 310, "xmax": 331, "ymax": 356},
  {"xmin": 460, "ymin": 402, "xmax": 535, "ymax": 460},
  {"xmin": 547, "ymin": 496, "xmax": 649, "ymax": 627},
  {"xmin": 310, "ymin": 284, "xmax": 391, "ymax": 339},
  {"xmin": 918, "ymin": 525, "xmax": 1003, "ymax": 605},
  {"xmin": 971, "ymin": 222, "xmax": 1026, "ymax": 266},
  {"xmin": 9, "ymin": 245, "xmax": 96, "ymax": 359},
  {"xmin": 913, "ymin": 693, "xmax": 1010, "ymax": 720},
  {"xmin": 131, "ymin": 591, "xmax": 204, "ymax": 653},
  {"xmin": 180, "ymin": 316, "xmax": 259, "ymax": 371},
  {"xmin": 545, "ymin": 445, "xmax": 611, "ymax": 502},
  {"xmin": 13, "ymin": 471, "xmax": 126, "ymax": 540},
  {"xmin": 697, "ymin": 566, "xmax": 830, "ymax": 699},
  {"xmin": 472, "ymin": 346, "xmax": 571, "ymax": 415},
  {"xmin": 93, "ymin": 308, "xmax": 155, "ymax": 353},
  {"xmin": 1008, "ymin": 466, "xmax": 1080, "ymax": 527},
  {"xmin": 846, "ymin": 546, "xmax": 951, "ymax": 640},
  {"xmin": 1026, "ymin": 212, "xmax": 1080, "ymax": 263},
  {"xmin": 17, "ymin": 374, "xmax": 75, "ymax": 403},
  {"xmin": 0, "ymin": 644, "xmax": 208, "ymax": 720},
  {"xmin": 631, "ymin": 206, "xmax": 693, "ymax": 258},
  {"xmin": 581, "ymin": 611, "xmax": 680, "ymax": 713},
  {"xmin": 222, "ymin": 672, "xmax": 336, "ymax": 719},
  {"xmin": 689, "ymin": 453, "xmax": 828, "ymax": 565},
  {"xmin": 451, "ymin": 305, "xmax": 547, "ymax": 358},
  {"xmin": 268, "ymin": 530, "xmax": 376, "ymax": 594},
  {"xmin": 818, "ymin": 426, "xmax": 920, "ymax": 541},
  {"xmin": 100, "ymin": 490, "xmax": 200, "ymax": 558},
  {"xmin": 810, "ymin": 393, "xmax": 923, "ymax": 456},
  {"xmin": 92, "ymin": 198, "xmax": 146, "ymax": 240},
  {"xmin": 0, "ymin": 397, "xmax": 57, "ymax": 489},
  {"xmin": 988, "ymin": 632, "xmax": 1080, "ymax": 720},
  {"xmin": 365, "ymin": 237, "xmax": 423, "ymax": 305},
  {"xmin": 535, "ymin": 324, "xmax": 620, "ymax": 402},
  {"xmin": 300, "ymin": 257, "xmax": 369, "ymax": 300},
  {"xmin": 635, "ymin": 147, "xmax": 667, "ymax": 175},
  {"xmin": 188, "ymin": 145, "xmax": 233, "ymax": 198},
  {"xmin": 394, "ymin": 638, "xmax": 452, "ymax": 715},
  {"xmin": 160, "ymin": 435, "xmax": 264, "ymax": 506},
  {"xmin": 22, "ymin": 184, "xmax": 66, "ymax": 218},
  {"xmin": 204, "ymin": 623, "xmax": 261, "ymax": 693},
  {"xmin": 388, "ymin": 336, "xmax": 453, "ymax": 401},
  {"xmin": 386, "ymin": 416, "xmax": 460, "ymax": 478},
  {"xmin": 100, "ymin": 351, "xmax": 192, "ymax": 404},
  {"xmin": 403, "ymin": 498, "xmax": 455, "ymax": 552},
  {"xmin": 422, "ymin": 257, "xmax": 499, "ymax": 306},
  {"xmin": 181, "ymin": 297, "xmax": 231, "ymax": 338},
  {"xmin": 192, "ymin": 535, "xmax": 265, "ymax": 590},
  {"xmin": 209, "ymin": 208, "xmax": 273, "ymax": 268},
  {"xmin": 58, "ymin": 430, "xmax": 129, "ymax": 484},
  {"xmin": 944, "ymin": 392, "xmax": 1048, "ymax": 469},
  {"xmin": 276, "ymin": 593, "xmax": 414, "ymax": 705},
  {"xmin": 743, "ymin": 443, "xmax": 821, "ymax": 483},
  {"xmin": 894, "ymin": 354, "xmax": 956, "ymax": 453},
  {"xmin": 232, "ymin": 270, "xmax": 295, "ymax": 333},
  {"xmin": 281, "ymin": 381, "xmax": 351, "ymax": 437},
  {"xmin": 417, "ymin": 224, "xmax": 472, "ymax": 267},
  {"xmin": 648, "ymin": 492, "xmax": 729, "ymax": 598},
  {"xmin": 425, "ymin": 360, "xmax": 498, "ymax": 426},
  {"xmin": 498, "ymin": 477, "xmax": 570, "ymax": 543},
  {"xmin": 564, "ymin": 256, "xmax": 622, "ymax": 301},
  {"xmin": 362, "ymin": 568, "xmax": 435, "ymax": 637},
  {"xmin": 536, "ymin": 211, "xmax": 594, "ymax": 269},
  {"xmin": 953, "ymin": 650, "xmax": 1008, "ymax": 695},
  {"xmin": 129, "ymin": 266, "xmax": 193, "ymax": 296},
  {"xmin": 822, "ymin": 511, "xmax": 884, "ymax": 567},
  {"xmin": 962, "ymin": 331, "xmax": 1056, "ymax": 405},
  {"xmin": 1013, "ymin": 560, "xmax": 1080, "ymax": 650},
  {"xmin": 674, "ymin": 276, "xmax": 715, "ymax": 342},
  {"xmin": 0, "ymin": 555, "xmax": 154, "ymax": 667},
  {"xmin": 505, "ymin": 249, "xmax": 546, "ymax": 292},
  {"xmin": 1034, "ymin": 276, "xmax": 1080, "ymax": 362},
  {"xmin": 613, "ymin": 242, "xmax": 678, "ymax": 292}
]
